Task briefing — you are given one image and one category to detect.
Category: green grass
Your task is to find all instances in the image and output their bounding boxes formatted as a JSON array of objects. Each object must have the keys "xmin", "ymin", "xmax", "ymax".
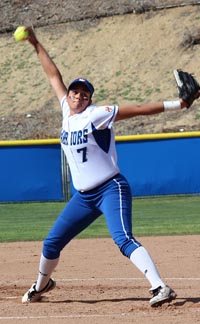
[{"xmin": 0, "ymin": 196, "xmax": 200, "ymax": 242}]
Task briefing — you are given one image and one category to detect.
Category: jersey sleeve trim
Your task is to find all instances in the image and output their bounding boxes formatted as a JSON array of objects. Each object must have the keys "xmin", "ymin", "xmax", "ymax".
[
  {"xmin": 108, "ymin": 105, "xmax": 118, "ymax": 128},
  {"xmin": 60, "ymin": 95, "xmax": 66, "ymax": 109}
]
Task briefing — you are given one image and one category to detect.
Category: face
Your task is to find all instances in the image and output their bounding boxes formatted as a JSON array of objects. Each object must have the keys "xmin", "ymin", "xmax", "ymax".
[{"xmin": 67, "ymin": 85, "xmax": 91, "ymax": 115}]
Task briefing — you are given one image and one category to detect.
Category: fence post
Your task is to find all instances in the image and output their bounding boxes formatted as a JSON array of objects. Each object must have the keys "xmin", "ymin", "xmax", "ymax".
[{"xmin": 61, "ymin": 148, "xmax": 71, "ymax": 201}]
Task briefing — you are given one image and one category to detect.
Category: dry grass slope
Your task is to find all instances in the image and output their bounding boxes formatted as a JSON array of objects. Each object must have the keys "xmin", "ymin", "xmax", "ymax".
[{"xmin": 1, "ymin": 1, "xmax": 200, "ymax": 139}]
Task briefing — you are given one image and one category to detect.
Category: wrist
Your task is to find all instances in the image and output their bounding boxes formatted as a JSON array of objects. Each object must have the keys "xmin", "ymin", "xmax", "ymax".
[
  {"xmin": 163, "ymin": 100, "xmax": 181, "ymax": 111},
  {"xmin": 180, "ymin": 98, "xmax": 188, "ymax": 109}
]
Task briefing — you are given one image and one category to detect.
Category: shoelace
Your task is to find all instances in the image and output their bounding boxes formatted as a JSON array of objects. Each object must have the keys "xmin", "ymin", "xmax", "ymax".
[
  {"xmin": 28, "ymin": 285, "xmax": 37, "ymax": 298},
  {"xmin": 151, "ymin": 286, "xmax": 161, "ymax": 296}
]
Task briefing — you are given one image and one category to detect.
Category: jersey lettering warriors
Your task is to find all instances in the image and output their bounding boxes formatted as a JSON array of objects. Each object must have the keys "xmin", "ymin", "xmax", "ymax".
[{"xmin": 60, "ymin": 95, "xmax": 120, "ymax": 191}]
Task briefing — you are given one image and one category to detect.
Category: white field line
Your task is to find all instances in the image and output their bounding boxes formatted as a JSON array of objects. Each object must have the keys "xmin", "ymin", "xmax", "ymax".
[
  {"xmin": 1, "ymin": 277, "xmax": 199, "ymax": 301},
  {"xmin": 0, "ymin": 314, "xmax": 130, "ymax": 320},
  {"xmin": 58, "ymin": 277, "xmax": 200, "ymax": 281},
  {"xmin": 1, "ymin": 277, "xmax": 198, "ymax": 283},
  {"xmin": 0, "ymin": 310, "xmax": 200, "ymax": 321}
]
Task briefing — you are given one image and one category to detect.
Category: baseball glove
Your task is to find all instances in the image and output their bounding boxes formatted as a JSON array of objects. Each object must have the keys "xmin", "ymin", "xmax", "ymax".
[{"xmin": 173, "ymin": 69, "xmax": 200, "ymax": 108}]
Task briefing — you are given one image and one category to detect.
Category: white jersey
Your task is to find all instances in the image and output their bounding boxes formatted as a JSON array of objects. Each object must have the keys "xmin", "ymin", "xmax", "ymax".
[{"xmin": 60, "ymin": 95, "xmax": 120, "ymax": 191}]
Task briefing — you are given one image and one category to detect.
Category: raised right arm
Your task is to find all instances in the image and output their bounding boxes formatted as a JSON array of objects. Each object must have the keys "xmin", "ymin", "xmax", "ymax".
[{"xmin": 27, "ymin": 27, "xmax": 67, "ymax": 102}]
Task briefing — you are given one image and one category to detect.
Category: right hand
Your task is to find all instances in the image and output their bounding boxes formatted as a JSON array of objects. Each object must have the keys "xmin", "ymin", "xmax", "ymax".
[{"xmin": 25, "ymin": 26, "xmax": 38, "ymax": 45}]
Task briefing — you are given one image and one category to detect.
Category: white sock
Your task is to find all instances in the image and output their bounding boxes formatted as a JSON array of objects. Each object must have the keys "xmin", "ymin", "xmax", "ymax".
[
  {"xmin": 130, "ymin": 246, "xmax": 165, "ymax": 290},
  {"xmin": 35, "ymin": 254, "xmax": 59, "ymax": 292}
]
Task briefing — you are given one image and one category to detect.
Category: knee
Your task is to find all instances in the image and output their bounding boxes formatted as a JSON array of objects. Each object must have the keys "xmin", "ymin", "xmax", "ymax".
[
  {"xmin": 42, "ymin": 237, "xmax": 61, "ymax": 259},
  {"xmin": 114, "ymin": 235, "xmax": 142, "ymax": 258}
]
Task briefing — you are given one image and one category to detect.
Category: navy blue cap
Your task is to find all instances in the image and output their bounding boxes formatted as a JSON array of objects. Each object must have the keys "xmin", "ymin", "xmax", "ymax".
[{"xmin": 67, "ymin": 78, "xmax": 95, "ymax": 96}]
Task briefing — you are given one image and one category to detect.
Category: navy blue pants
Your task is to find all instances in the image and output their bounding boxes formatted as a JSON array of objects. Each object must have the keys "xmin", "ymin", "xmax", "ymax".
[{"xmin": 43, "ymin": 174, "xmax": 141, "ymax": 259}]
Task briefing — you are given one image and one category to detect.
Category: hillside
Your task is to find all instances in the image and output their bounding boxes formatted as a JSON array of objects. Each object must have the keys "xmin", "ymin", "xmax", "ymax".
[{"xmin": 1, "ymin": 1, "xmax": 200, "ymax": 140}]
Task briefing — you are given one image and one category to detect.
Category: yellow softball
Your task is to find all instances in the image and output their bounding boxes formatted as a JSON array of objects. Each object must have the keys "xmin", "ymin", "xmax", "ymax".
[{"xmin": 14, "ymin": 26, "xmax": 29, "ymax": 42}]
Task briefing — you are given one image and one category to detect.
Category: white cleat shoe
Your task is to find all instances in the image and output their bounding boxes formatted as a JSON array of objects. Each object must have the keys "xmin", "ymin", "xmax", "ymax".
[
  {"xmin": 149, "ymin": 285, "xmax": 177, "ymax": 307},
  {"xmin": 22, "ymin": 278, "xmax": 56, "ymax": 303}
]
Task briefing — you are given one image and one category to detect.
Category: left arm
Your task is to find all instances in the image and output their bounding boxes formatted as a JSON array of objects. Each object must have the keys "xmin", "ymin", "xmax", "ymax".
[{"xmin": 115, "ymin": 99, "xmax": 187, "ymax": 122}]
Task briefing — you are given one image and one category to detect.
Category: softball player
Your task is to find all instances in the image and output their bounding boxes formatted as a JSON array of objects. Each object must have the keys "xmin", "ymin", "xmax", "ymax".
[{"xmin": 21, "ymin": 27, "xmax": 189, "ymax": 307}]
